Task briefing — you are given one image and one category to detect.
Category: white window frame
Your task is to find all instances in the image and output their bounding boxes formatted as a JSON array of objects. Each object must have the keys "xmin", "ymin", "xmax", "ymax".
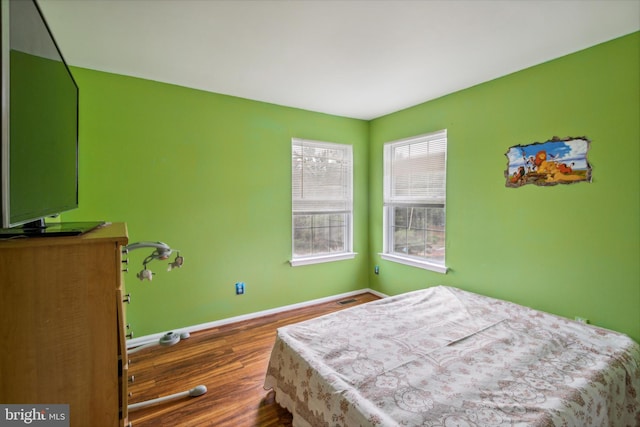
[
  {"xmin": 290, "ymin": 138, "xmax": 356, "ymax": 266},
  {"xmin": 381, "ymin": 129, "xmax": 448, "ymax": 274}
]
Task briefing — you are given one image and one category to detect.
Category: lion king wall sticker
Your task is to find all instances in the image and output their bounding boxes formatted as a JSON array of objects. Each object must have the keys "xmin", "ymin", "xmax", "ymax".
[{"xmin": 505, "ymin": 136, "xmax": 592, "ymax": 188}]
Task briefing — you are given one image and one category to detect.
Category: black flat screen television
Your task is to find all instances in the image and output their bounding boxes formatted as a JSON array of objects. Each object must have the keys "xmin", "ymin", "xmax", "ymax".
[{"xmin": 0, "ymin": 0, "xmax": 100, "ymax": 236}]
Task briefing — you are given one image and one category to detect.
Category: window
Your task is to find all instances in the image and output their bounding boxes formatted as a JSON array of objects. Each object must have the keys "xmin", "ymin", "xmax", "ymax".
[
  {"xmin": 291, "ymin": 138, "xmax": 355, "ymax": 266},
  {"xmin": 382, "ymin": 129, "xmax": 447, "ymax": 273}
]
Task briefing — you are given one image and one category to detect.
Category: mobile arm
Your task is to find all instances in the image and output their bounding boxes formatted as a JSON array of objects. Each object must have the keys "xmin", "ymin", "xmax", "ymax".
[{"xmin": 123, "ymin": 241, "xmax": 184, "ymax": 281}]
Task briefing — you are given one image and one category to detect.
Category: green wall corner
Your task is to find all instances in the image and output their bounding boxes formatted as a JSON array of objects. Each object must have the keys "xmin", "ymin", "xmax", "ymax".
[
  {"xmin": 64, "ymin": 32, "xmax": 639, "ymax": 342},
  {"xmin": 63, "ymin": 71, "xmax": 369, "ymax": 336},
  {"xmin": 368, "ymin": 32, "xmax": 640, "ymax": 342}
]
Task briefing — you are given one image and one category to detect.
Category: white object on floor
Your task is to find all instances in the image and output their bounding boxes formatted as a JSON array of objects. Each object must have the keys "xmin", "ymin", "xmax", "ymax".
[
  {"xmin": 128, "ymin": 331, "xmax": 186, "ymax": 355},
  {"xmin": 128, "ymin": 385, "xmax": 207, "ymax": 412}
]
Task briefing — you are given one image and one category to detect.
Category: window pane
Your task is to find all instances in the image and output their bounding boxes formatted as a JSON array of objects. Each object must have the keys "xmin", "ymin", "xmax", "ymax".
[
  {"xmin": 393, "ymin": 226, "xmax": 408, "ymax": 254},
  {"xmin": 313, "ymin": 222, "xmax": 331, "ymax": 254},
  {"xmin": 314, "ymin": 215, "xmax": 330, "ymax": 227},
  {"xmin": 293, "ymin": 225, "xmax": 311, "ymax": 257},
  {"xmin": 425, "ymin": 208, "xmax": 445, "ymax": 262},
  {"xmin": 389, "ymin": 205, "xmax": 445, "ymax": 263},
  {"xmin": 293, "ymin": 213, "xmax": 348, "ymax": 257},
  {"xmin": 411, "ymin": 207, "xmax": 426, "ymax": 229},
  {"xmin": 293, "ymin": 215, "xmax": 312, "ymax": 228},
  {"xmin": 393, "ymin": 206, "xmax": 408, "ymax": 227},
  {"xmin": 329, "ymin": 214, "xmax": 346, "ymax": 253}
]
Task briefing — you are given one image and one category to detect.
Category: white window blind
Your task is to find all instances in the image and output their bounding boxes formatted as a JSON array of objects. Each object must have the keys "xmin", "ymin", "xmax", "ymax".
[
  {"xmin": 384, "ymin": 130, "xmax": 447, "ymax": 206},
  {"xmin": 291, "ymin": 138, "xmax": 354, "ymax": 265},
  {"xmin": 292, "ymin": 138, "xmax": 352, "ymax": 213},
  {"xmin": 382, "ymin": 129, "xmax": 447, "ymax": 273}
]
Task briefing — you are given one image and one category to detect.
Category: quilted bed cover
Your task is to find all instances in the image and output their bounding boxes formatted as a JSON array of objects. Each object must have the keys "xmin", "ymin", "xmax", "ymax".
[{"xmin": 264, "ymin": 286, "xmax": 640, "ymax": 426}]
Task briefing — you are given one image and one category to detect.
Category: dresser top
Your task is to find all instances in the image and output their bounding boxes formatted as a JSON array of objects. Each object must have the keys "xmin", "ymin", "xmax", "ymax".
[{"xmin": 0, "ymin": 222, "xmax": 128, "ymax": 249}]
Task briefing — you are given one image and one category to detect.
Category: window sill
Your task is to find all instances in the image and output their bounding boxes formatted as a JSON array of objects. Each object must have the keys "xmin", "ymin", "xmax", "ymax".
[
  {"xmin": 379, "ymin": 253, "xmax": 448, "ymax": 274},
  {"xmin": 290, "ymin": 252, "xmax": 357, "ymax": 267}
]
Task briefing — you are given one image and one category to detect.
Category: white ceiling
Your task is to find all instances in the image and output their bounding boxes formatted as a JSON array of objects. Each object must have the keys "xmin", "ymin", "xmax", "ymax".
[{"xmin": 37, "ymin": 0, "xmax": 640, "ymax": 120}]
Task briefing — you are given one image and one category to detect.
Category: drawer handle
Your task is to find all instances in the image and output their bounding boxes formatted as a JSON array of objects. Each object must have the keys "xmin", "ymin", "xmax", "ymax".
[{"xmin": 123, "ymin": 294, "xmax": 131, "ymax": 304}]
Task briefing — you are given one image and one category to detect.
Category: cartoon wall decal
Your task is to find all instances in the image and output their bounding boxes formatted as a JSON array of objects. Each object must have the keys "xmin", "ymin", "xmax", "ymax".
[{"xmin": 505, "ymin": 136, "xmax": 592, "ymax": 187}]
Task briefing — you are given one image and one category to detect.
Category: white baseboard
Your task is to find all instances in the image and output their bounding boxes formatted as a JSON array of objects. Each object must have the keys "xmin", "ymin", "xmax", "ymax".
[{"xmin": 127, "ymin": 287, "xmax": 387, "ymax": 349}]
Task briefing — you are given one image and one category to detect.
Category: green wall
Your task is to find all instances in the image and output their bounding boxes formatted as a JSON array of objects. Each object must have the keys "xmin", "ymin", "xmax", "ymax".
[
  {"xmin": 64, "ymin": 32, "xmax": 639, "ymax": 342},
  {"xmin": 63, "ymin": 71, "xmax": 369, "ymax": 336},
  {"xmin": 369, "ymin": 32, "xmax": 639, "ymax": 342}
]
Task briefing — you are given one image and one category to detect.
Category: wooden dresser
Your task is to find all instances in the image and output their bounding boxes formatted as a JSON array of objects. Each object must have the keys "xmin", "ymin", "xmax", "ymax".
[{"xmin": 0, "ymin": 222, "xmax": 129, "ymax": 427}]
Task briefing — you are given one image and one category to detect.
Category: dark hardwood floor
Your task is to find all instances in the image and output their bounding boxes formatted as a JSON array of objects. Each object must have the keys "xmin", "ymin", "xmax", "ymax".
[{"xmin": 127, "ymin": 292, "xmax": 381, "ymax": 426}]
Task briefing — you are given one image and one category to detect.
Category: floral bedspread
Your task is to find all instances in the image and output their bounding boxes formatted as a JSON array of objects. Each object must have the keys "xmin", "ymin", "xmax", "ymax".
[{"xmin": 263, "ymin": 286, "xmax": 640, "ymax": 426}]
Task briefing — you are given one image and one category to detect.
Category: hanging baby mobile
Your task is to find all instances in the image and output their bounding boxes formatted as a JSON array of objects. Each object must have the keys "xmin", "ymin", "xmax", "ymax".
[{"xmin": 505, "ymin": 136, "xmax": 592, "ymax": 188}]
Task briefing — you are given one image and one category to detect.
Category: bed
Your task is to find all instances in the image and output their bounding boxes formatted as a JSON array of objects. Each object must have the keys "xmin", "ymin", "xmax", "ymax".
[{"xmin": 263, "ymin": 286, "xmax": 640, "ymax": 426}]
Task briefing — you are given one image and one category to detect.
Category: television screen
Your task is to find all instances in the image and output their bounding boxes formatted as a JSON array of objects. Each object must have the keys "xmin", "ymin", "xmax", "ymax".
[{"xmin": 1, "ymin": 0, "xmax": 79, "ymax": 229}]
